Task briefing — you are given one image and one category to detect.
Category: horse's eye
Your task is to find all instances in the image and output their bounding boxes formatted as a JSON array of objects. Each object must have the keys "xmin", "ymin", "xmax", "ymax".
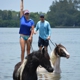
[{"xmin": 60, "ymin": 49, "xmax": 63, "ymax": 53}]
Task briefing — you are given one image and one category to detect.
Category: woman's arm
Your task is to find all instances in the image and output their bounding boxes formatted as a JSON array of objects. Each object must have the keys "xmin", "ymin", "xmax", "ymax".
[
  {"xmin": 30, "ymin": 26, "xmax": 34, "ymax": 38},
  {"xmin": 28, "ymin": 26, "xmax": 34, "ymax": 41},
  {"xmin": 20, "ymin": 0, "xmax": 24, "ymax": 18},
  {"xmin": 29, "ymin": 20, "xmax": 35, "ymax": 40}
]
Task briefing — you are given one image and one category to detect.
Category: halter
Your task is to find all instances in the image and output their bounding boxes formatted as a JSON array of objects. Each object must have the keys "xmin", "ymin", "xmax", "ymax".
[
  {"xmin": 53, "ymin": 44, "xmax": 67, "ymax": 57},
  {"xmin": 54, "ymin": 49, "xmax": 61, "ymax": 57}
]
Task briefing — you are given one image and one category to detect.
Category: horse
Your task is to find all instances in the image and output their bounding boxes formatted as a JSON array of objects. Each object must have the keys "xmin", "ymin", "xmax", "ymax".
[
  {"xmin": 36, "ymin": 44, "xmax": 70, "ymax": 80},
  {"xmin": 13, "ymin": 48, "xmax": 53, "ymax": 80},
  {"xmin": 50, "ymin": 44, "xmax": 70, "ymax": 74}
]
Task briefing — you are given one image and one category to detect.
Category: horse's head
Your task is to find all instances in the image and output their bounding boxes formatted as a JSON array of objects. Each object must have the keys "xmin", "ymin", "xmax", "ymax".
[
  {"xmin": 38, "ymin": 48, "xmax": 53, "ymax": 72},
  {"xmin": 54, "ymin": 44, "xmax": 70, "ymax": 59}
]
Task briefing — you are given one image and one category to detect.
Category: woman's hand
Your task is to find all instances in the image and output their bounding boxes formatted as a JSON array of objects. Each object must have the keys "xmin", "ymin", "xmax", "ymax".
[{"xmin": 28, "ymin": 37, "xmax": 32, "ymax": 41}]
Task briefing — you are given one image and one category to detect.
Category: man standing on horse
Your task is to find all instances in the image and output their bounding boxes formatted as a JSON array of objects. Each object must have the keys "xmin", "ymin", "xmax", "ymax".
[{"xmin": 34, "ymin": 14, "xmax": 51, "ymax": 51}]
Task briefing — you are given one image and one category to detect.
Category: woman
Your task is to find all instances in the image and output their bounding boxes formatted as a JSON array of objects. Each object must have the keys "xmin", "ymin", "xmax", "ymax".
[{"xmin": 19, "ymin": 0, "xmax": 34, "ymax": 63}]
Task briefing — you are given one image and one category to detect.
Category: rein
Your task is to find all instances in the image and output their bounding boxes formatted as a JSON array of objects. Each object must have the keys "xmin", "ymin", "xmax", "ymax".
[
  {"xmin": 28, "ymin": 41, "xmax": 34, "ymax": 52},
  {"xmin": 49, "ymin": 39, "xmax": 55, "ymax": 51},
  {"xmin": 31, "ymin": 43, "xmax": 34, "ymax": 51},
  {"xmin": 30, "ymin": 39, "xmax": 55, "ymax": 52},
  {"xmin": 50, "ymin": 39, "xmax": 55, "ymax": 46}
]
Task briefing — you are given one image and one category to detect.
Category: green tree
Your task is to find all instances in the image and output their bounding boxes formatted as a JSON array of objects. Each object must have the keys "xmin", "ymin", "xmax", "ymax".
[
  {"xmin": 47, "ymin": 0, "xmax": 80, "ymax": 27},
  {"xmin": 30, "ymin": 12, "xmax": 39, "ymax": 26},
  {"xmin": 7, "ymin": 10, "xmax": 12, "ymax": 20},
  {"xmin": 2, "ymin": 10, "xmax": 8, "ymax": 20},
  {"xmin": 0, "ymin": 10, "xmax": 2, "ymax": 19}
]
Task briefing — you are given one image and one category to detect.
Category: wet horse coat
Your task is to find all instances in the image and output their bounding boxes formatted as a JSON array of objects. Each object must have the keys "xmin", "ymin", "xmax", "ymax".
[
  {"xmin": 50, "ymin": 44, "xmax": 70, "ymax": 74},
  {"xmin": 36, "ymin": 44, "xmax": 70, "ymax": 79},
  {"xmin": 13, "ymin": 48, "xmax": 53, "ymax": 80}
]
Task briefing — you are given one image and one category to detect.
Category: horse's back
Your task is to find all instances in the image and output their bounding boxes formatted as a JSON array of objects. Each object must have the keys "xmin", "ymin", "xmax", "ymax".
[
  {"xmin": 13, "ymin": 62, "xmax": 21, "ymax": 80},
  {"xmin": 14, "ymin": 62, "xmax": 21, "ymax": 70}
]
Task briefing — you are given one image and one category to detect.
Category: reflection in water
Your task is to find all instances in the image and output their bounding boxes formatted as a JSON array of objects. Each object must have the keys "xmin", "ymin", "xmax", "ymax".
[{"xmin": 37, "ymin": 67, "xmax": 61, "ymax": 80}]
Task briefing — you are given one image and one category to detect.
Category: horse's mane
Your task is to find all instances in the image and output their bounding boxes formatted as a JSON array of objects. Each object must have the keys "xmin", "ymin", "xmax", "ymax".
[
  {"xmin": 57, "ymin": 44, "xmax": 66, "ymax": 49},
  {"xmin": 54, "ymin": 44, "xmax": 66, "ymax": 56}
]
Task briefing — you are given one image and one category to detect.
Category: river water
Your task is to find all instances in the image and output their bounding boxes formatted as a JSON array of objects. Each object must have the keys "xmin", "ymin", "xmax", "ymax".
[{"xmin": 0, "ymin": 28, "xmax": 80, "ymax": 80}]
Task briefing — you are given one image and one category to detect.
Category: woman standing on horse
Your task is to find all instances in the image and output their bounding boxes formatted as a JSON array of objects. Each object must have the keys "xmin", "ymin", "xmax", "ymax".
[{"xmin": 19, "ymin": 0, "xmax": 34, "ymax": 63}]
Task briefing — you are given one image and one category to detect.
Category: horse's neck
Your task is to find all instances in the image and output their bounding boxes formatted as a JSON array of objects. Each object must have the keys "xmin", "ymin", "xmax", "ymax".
[
  {"xmin": 50, "ymin": 51, "xmax": 61, "ymax": 74},
  {"xmin": 25, "ymin": 62, "xmax": 39, "ymax": 72},
  {"xmin": 54, "ymin": 57, "xmax": 61, "ymax": 73}
]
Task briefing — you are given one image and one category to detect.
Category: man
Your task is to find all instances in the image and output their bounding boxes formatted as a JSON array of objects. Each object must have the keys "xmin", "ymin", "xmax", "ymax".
[{"xmin": 34, "ymin": 14, "xmax": 51, "ymax": 50}]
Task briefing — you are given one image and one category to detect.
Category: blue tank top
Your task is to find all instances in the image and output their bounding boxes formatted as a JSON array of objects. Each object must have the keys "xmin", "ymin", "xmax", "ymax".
[{"xmin": 19, "ymin": 16, "xmax": 34, "ymax": 35}]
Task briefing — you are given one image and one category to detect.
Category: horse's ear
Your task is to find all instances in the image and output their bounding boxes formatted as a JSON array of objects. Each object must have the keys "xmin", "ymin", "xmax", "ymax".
[
  {"xmin": 59, "ymin": 43, "xmax": 62, "ymax": 47},
  {"xmin": 42, "ymin": 48, "xmax": 47, "ymax": 55},
  {"xmin": 42, "ymin": 47, "xmax": 45, "ymax": 55}
]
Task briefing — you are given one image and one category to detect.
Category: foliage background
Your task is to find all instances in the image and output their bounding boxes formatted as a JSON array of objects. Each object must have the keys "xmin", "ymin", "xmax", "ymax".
[{"xmin": 0, "ymin": 0, "xmax": 80, "ymax": 28}]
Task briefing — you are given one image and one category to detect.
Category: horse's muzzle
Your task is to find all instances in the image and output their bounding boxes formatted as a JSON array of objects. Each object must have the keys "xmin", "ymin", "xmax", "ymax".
[
  {"xmin": 47, "ymin": 67, "xmax": 54, "ymax": 72},
  {"xmin": 66, "ymin": 55, "xmax": 70, "ymax": 59}
]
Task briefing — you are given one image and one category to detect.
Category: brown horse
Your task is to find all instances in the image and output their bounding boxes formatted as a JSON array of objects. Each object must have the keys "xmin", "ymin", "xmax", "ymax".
[
  {"xmin": 13, "ymin": 48, "xmax": 53, "ymax": 80},
  {"xmin": 36, "ymin": 44, "xmax": 70, "ymax": 80},
  {"xmin": 50, "ymin": 44, "xmax": 70, "ymax": 74}
]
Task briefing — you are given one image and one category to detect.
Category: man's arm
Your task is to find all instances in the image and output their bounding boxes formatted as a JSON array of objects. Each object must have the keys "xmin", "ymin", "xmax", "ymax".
[{"xmin": 47, "ymin": 22, "xmax": 51, "ymax": 40}]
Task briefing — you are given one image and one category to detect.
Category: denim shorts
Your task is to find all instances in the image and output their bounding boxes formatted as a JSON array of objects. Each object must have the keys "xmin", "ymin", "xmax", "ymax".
[{"xmin": 38, "ymin": 37, "xmax": 49, "ymax": 47}]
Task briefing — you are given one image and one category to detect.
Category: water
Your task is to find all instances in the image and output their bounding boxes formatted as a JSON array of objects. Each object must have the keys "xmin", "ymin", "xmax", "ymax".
[{"xmin": 0, "ymin": 28, "xmax": 80, "ymax": 80}]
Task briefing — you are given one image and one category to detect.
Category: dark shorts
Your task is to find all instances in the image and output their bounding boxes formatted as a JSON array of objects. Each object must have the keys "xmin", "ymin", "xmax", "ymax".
[{"xmin": 38, "ymin": 37, "xmax": 49, "ymax": 47}]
